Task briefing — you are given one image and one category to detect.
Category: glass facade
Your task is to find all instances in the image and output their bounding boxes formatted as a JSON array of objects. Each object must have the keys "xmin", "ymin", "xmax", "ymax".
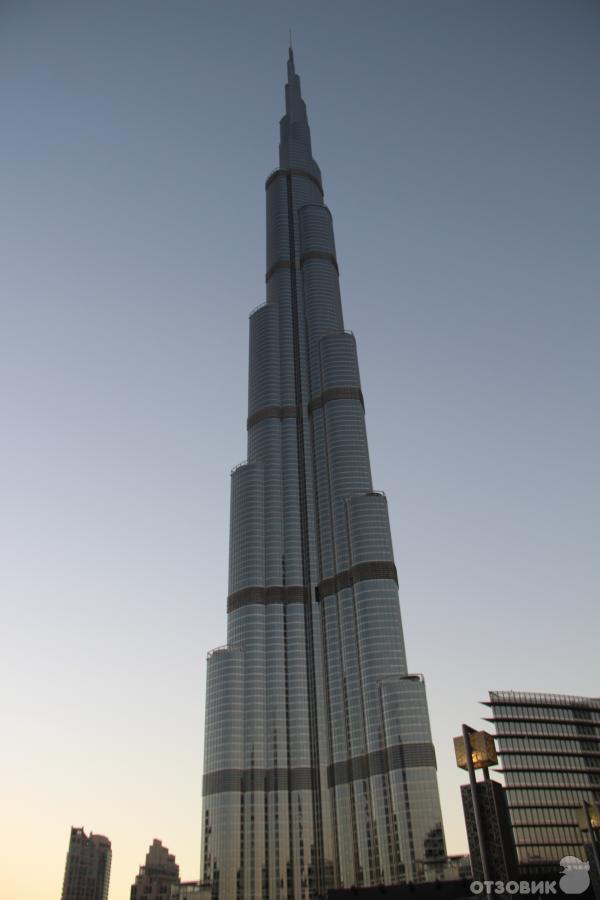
[
  {"xmin": 201, "ymin": 49, "xmax": 445, "ymax": 898},
  {"xmin": 485, "ymin": 690, "xmax": 600, "ymax": 867}
]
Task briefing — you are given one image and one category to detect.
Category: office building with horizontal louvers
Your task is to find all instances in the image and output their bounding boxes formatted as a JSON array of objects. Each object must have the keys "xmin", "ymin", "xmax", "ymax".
[{"xmin": 484, "ymin": 690, "xmax": 600, "ymax": 870}]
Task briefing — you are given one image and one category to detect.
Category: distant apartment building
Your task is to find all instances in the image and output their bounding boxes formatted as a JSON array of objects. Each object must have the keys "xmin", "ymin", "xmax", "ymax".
[
  {"xmin": 130, "ymin": 839, "xmax": 180, "ymax": 899},
  {"xmin": 484, "ymin": 690, "xmax": 600, "ymax": 870},
  {"xmin": 61, "ymin": 827, "xmax": 111, "ymax": 900}
]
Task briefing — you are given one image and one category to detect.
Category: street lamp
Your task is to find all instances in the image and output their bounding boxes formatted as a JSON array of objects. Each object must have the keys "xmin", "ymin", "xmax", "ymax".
[{"xmin": 453, "ymin": 726, "xmax": 499, "ymax": 885}]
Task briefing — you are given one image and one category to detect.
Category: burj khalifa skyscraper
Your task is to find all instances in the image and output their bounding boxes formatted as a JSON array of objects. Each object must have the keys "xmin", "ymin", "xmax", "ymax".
[{"xmin": 201, "ymin": 48, "xmax": 446, "ymax": 899}]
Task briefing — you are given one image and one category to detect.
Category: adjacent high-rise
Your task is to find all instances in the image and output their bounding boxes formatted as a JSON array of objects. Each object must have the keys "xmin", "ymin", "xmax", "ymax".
[
  {"xmin": 201, "ymin": 48, "xmax": 446, "ymax": 898},
  {"xmin": 60, "ymin": 827, "xmax": 111, "ymax": 900},
  {"xmin": 484, "ymin": 691, "xmax": 600, "ymax": 871}
]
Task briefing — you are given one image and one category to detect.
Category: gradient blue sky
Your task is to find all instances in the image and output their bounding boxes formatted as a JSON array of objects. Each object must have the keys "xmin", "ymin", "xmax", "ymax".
[{"xmin": 1, "ymin": 1, "xmax": 599, "ymax": 897}]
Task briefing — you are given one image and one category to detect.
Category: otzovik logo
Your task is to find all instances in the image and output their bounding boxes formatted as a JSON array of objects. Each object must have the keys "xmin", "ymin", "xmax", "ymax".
[
  {"xmin": 559, "ymin": 857, "xmax": 591, "ymax": 895},
  {"xmin": 470, "ymin": 856, "xmax": 591, "ymax": 895}
]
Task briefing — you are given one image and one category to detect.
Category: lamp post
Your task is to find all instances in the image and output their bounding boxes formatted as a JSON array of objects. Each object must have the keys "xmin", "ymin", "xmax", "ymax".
[{"xmin": 454, "ymin": 726, "xmax": 499, "ymax": 887}]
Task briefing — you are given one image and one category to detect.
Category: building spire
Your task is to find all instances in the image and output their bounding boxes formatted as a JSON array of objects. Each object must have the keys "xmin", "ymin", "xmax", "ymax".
[
  {"xmin": 286, "ymin": 41, "xmax": 298, "ymax": 93},
  {"xmin": 280, "ymin": 41, "xmax": 320, "ymax": 177}
]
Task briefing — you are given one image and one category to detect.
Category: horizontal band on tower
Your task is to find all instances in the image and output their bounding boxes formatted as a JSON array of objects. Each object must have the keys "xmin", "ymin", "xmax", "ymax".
[
  {"xmin": 300, "ymin": 250, "xmax": 339, "ymax": 274},
  {"xmin": 308, "ymin": 386, "xmax": 364, "ymax": 414},
  {"xmin": 327, "ymin": 742, "xmax": 437, "ymax": 788},
  {"xmin": 265, "ymin": 167, "xmax": 324, "ymax": 195},
  {"xmin": 227, "ymin": 584, "xmax": 309, "ymax": 613},
  {"xmin": 265, "ymin": 258, "xmax": 294, "ymax": 282},
  {"xmin": 202, "ymin": 743, "xmax": 436, "ymax": 795},
  {"xmin": 247, "ymin": 404, "xmax": 297, "ymax": 429},
  {"xmin": 316, "ymin": 559, "xmax": 398, "ymax": 601},
  {"xmin": 265, "ymin": 250, "xmax": 339, "ymax": 282},
  {"xmin": 247, "ymin": 387, "xmax": 364, "ymax": 429},
  {"xmin": 203, "ymin": 766, "xmax": 315, "ymax": 796}
]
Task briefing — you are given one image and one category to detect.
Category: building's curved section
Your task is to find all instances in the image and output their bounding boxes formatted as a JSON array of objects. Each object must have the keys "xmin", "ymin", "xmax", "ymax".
[
  {"xmin": 202, "ymin": 647, "xmax": 244, "ymax": 899},
  {"xmin": 228, "ymin": 462, "xmax": 265, "ymax": 595}
]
